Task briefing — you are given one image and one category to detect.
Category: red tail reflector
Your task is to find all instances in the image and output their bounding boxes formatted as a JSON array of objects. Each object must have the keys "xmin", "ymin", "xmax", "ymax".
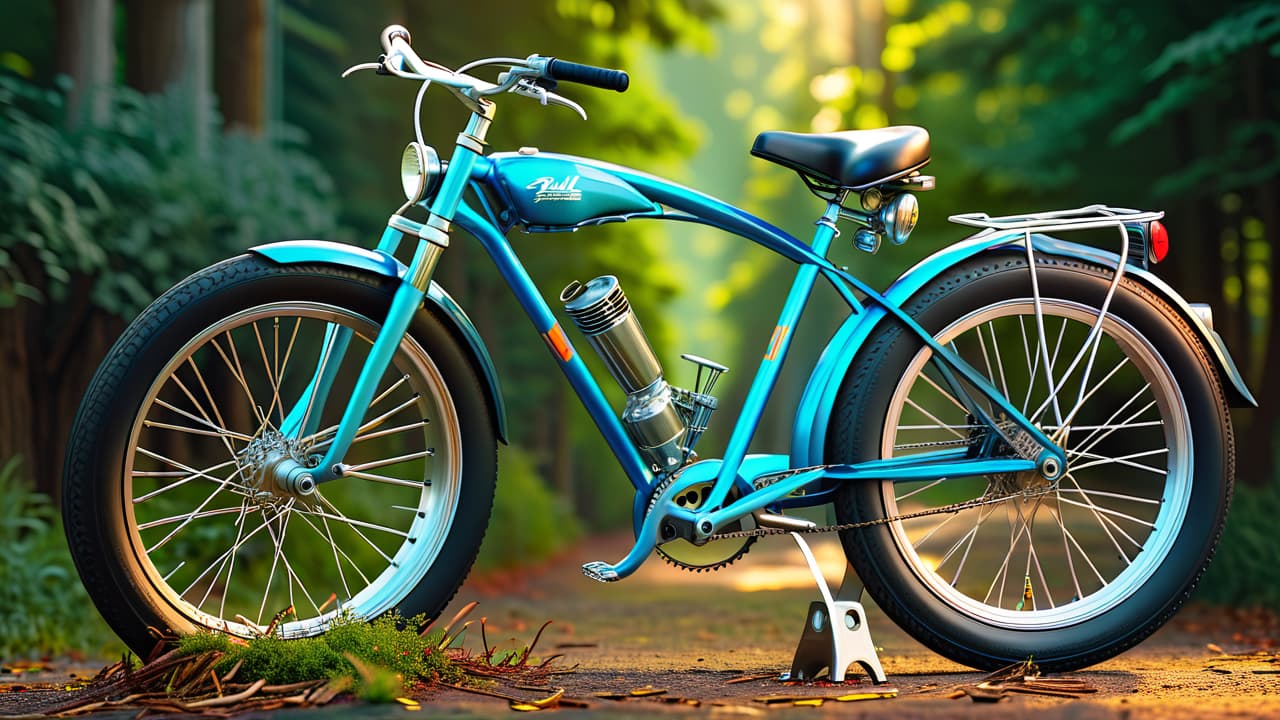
[{"xmin": 1148, "ymin": 220, "xmax": 1169, "ymax": 264}]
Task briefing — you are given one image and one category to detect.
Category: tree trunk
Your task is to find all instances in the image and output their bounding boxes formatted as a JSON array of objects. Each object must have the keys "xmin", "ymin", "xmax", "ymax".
[
  {"xmin": 124, "ymin": 0, "xmax": 186, "ymax": 93},
  {"xmin": 53, "ymin": 0, "xmax": 115, "ymax": 126},
  {"xmin": 124, "ymin": 0, "xmax": 212, "ymax": 151},
  {"xmin": 213, "ymin": 0, "xmax": 266, "ymax": 133},
  {"xmin": 1239, "ymin": 47, "xmax": 1279, "ymax": 486}
]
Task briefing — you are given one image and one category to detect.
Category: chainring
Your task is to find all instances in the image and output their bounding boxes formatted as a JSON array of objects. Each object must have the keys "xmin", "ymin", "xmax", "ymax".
[{"xmin": 646, "ymin": 474, "xmax": 756, "ymax": 572}]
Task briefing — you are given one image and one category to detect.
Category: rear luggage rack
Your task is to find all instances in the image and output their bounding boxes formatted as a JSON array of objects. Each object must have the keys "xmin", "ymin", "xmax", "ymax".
[
  {"xmin": 948, "ymin": 204, "xmax": 1163, "ymax": 233},
  {"xmin": 949, "ymin": 204, "xmax": 1167, "ymax": 270}
]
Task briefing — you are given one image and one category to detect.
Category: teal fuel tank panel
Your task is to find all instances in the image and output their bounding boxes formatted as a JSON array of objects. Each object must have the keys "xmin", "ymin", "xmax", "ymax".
[{"xmin": 489, "ymin": 152, "xmax": 659, "ymax": 229}]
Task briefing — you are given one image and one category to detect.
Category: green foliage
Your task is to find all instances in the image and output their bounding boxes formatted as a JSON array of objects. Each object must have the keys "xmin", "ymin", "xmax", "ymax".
[
  {"xmin": 477, "ymin": 446, "xmax": 582, "ymax": 570},
  {"xmin": 0, "ymin": 73, "xmax": 339, "ymax": 315},
  {"xmin": 1198, "ymin": 479, "xmax": 1280, "ymax": 610},
  {"xmin": 0, "ymin": 457, "xmax": 118, "ymax": 659},
  {"xmin": 176, "ymin": 611, "xmax": 461, "ymax": 688},
  {"xmin": 344, "ymin": 652, "xmax": 402, "ymax": 704}
]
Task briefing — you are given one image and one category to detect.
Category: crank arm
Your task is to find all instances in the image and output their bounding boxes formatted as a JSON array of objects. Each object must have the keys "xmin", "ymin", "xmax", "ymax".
[{"xmin": 582, "ymin": 494, "xmax": 698, "ymax": 582}]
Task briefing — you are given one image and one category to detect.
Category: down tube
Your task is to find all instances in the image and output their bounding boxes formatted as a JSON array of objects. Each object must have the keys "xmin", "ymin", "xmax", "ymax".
[{"xmin": 453, "ymin": 202, "xmax": 653, "ymax": 491}]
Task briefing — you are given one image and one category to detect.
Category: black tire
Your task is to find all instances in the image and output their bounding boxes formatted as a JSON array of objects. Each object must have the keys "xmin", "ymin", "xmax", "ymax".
[
  {"xmin": 63, "ymin": 255, "xmax": 497, "ymax": 654},
  {"xmin": 830, "ymin": 252, "xmax": 1233, "ymax": 671}
]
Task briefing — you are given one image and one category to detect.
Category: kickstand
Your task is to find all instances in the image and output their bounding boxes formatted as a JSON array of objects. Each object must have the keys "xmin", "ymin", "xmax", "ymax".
[{"xmin": 785, "ymin": 532, "xmax": 888, "ymax": 684}]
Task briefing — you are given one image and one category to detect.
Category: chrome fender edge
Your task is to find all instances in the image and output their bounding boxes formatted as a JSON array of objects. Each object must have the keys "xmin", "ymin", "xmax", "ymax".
[
  {"xmin": 791, "ymin": 232, "xmax": 1256, "ymax": 469},
  {"xmin": 249, "ymin": 239, "xmax": 508, "ymax": 443}
]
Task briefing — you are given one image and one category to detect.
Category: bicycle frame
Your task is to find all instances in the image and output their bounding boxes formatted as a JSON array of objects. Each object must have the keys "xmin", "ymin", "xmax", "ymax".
[{"xmin": 272, "ymin": 105, "xmax": 1242, "ymax": 581}]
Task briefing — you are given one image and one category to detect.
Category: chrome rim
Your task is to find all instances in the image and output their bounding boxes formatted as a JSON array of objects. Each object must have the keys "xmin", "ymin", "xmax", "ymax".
[
  {"xmin": 124, "ymin": 302, "xmax": 463, "ymax": 638},
  {"xmin": 880, "ymin": 299, "xmax": 1191, "ymax": 629}
]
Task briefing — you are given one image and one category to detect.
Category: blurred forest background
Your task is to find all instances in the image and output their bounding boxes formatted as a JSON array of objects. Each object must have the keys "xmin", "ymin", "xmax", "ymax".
[{"xmin": 0, "ymin": 0, "xmax": 1276, "ymax": 656}]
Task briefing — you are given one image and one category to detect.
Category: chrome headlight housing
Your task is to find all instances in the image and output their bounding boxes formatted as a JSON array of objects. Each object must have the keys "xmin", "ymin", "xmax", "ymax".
[
  {"xmin": 880, "ymin": 193, "xmax": 919, "ymax": 245},
  {"xmin": 400, "ymin": 142, "xmax": 442, "ymax": 203}
]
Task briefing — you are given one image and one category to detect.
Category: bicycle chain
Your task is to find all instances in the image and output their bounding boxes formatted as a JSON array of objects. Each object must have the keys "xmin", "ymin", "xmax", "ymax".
[{"xmin": 707, "ymin": 487, "xmax": 1051, "ymax": 541}]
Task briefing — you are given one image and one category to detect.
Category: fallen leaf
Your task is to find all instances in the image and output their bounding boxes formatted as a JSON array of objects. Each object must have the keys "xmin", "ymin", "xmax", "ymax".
[
  {"xmin": 834, "ymin": 689, "xmax": 899, "ymax": 701},
  {"xmin": 510, "ymin": 702, "xmax": 542, "ymax": 711},
  {"xmin": 725, "ymin": 673, "xmax": 776, "ymax": 685},
  {"xmin": 793, "ymin": 698, "xmax": 825, "ymax": 707},
  {"xmin": 628, "ymin": 686, "xmax": 667, "ymax": 697}
]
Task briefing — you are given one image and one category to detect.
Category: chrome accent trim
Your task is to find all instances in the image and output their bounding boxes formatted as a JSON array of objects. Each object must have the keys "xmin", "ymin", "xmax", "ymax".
[
  {"xmin": 456, "ymin": 133, "xmax": 485, "ymax": 154},
  {"xmin": 426, "ymin": 214, "xmax": 451, "ymax": 234},
  {"xmin": 1188, "ymin": 303, "xmax": 1214, "ymax": 331},
  {"xmin": 753, "ymin": 511, "xmax": 816, "ymax": 531},
  {"xmin": 388, "ymin": 214, "xmax": 423, "ymax": 236},
  {"xmin": 417, "ymin": 222, "xmax": 450, "ymax": 248},
  {"xmin": 407, "ymin": 243, "xmax": 445, "ymax": 290}
]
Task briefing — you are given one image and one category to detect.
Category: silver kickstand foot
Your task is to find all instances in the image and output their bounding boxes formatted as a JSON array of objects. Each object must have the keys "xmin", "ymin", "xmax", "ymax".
[{"xmin": 786, "ymin": 532, "xmax": 887, "ymax": 684}]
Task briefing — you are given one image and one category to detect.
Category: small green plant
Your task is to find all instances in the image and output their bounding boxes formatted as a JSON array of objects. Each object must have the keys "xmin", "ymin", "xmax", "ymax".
[
  {"xmin": 176, "ymin": 611, "xmax": 462, "ymax": 693},
  {"xmin": 0, "ymin": 456, "xmax": 119, "ymax": 659}
]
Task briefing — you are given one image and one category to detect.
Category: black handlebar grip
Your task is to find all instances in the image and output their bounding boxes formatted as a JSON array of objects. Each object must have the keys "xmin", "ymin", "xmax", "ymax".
[{"xmin": 546, "ymin": 58, "xmax": 630, "ymax": 92}]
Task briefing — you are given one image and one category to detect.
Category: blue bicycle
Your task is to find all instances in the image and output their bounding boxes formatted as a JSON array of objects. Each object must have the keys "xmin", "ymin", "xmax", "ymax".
[{"xmin": 65, "ymin": 25, "xmax": 1254, "ymax": 671}]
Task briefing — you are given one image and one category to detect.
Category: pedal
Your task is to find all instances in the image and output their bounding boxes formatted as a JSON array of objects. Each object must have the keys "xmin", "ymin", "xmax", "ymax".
[{"xmin": 581, "ymin": 561, "xmax": 620, "ymax": 583}]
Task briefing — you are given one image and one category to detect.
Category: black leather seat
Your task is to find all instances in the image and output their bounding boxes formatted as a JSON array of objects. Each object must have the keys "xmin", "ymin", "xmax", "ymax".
[{"xmin": 750, "ymin": 126, "xmax": 930, "ymax": 190}]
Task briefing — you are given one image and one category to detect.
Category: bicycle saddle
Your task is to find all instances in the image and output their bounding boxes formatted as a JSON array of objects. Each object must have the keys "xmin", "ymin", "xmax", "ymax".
[{"xmin": 751, "ymin": 126, "xmax": 930, "ymax": 190}]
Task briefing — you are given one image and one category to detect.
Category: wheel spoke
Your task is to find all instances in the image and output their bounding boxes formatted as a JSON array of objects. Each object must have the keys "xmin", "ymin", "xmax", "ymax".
[
  {"xmin": 1054, "ymin": 485, "xmax": 1162, "ymax": 506},
  {"xmin": 252, "ymin": 321, "xmax": 285, "ymax": 430},
  {"xmin": 1069, "ymin": 447, "xmax": 1168, "ymax": 476},
  {"xmin": 986, "ymin": 321, "xmax": 1010, "ymax": 401},
  {"xmin": 905, "ymin": 397, "xmax": 966, "ymax": 439},
  {"xmin": 293, "ymin": 504, "xmax": 410, "ymax": 539},
  {"xmin": 133, "ymin": 457, "xmax": 240, "ymax": 503},
  {"xmin": 138, "ymin": 506, "xmax": 246, "ymax": 530},
  {"xmin": 302, "ymin": 379, "xmax": 415, "ymax": 448},
  {"xmin": 143, "ymin": 418, "xmax": 254, "ymax": 442},
  {"xmin": 144, "ymin": 463, "xmax": 250, "ymax": 553},
  {"xmin": 308, "ymin": 491, "xmax": 399, "ymax": 564},
  {"xmin": 343, "ymin": 448, "xmax": 434, "ymax": 474},
  {"xmin": 257, "ymin": 502, "xmax": 293, "ymax": 624}
]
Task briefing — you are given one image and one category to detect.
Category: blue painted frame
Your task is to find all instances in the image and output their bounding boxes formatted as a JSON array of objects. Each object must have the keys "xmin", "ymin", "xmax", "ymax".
[{"xmin": 259, "ymin": 132, "xmax": 1254, "ymax": 580}]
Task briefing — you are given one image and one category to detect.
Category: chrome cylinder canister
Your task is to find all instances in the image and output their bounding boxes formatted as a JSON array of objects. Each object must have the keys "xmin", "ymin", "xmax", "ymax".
[{"xmin": 561, "ymin": 276, "xmax": 687, "ymax": 472}]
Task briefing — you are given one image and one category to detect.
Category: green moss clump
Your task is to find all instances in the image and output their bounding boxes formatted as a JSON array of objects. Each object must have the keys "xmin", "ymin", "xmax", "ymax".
[{"xmin": 175, "ymin": 611, "xmax": 462, "ymax": 691}]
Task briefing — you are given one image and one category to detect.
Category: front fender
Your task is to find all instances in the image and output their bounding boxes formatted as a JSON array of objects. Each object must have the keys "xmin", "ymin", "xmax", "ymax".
[
  {"xmin": 790, "ymin": 232, "xmax": 1256, "ymax": 468},
  {"xmin": 249, "ymin": 239, "xmax": 508, "ymax": 443}
]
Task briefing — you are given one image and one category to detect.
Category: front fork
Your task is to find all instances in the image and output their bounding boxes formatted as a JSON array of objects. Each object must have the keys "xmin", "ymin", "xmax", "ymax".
[{"xmin": 275, "ymin": 105, "xmax": 495, "ymax": 491}]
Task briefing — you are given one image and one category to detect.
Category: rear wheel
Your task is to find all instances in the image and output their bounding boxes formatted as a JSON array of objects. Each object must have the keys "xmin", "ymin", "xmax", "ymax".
[
  {"xmin": 64, "ymin": 256, "xmax": 496, "ymax": 652},
  {"xmin": 830, "ymin": 253, "xmax": 1233, "ymax": 671}
]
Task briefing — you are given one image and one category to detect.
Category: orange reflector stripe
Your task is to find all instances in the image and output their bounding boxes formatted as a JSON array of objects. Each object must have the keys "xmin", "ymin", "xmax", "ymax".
[
  {"xmin": 543, "ymin": 323, "xmax": 574, "ymax": 362},
  {"xmin": 764, "ymin": 325, "xmax": 789, "ymax": 361}
]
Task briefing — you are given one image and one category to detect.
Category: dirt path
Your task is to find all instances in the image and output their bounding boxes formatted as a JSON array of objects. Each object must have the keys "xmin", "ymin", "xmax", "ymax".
[
  {"xmin": 425, "ymin": 532, "xmax": 1280, "ymax": 718},
  {"xmin": 2, "ymin": 533, "xmax": 1275, "ymax": 718}
]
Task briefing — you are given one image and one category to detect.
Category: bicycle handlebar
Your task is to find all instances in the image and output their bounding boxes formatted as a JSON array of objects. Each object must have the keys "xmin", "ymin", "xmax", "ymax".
[
  {"xmin": 355, "ymin": 25, "xmax": 610, "ymax": 119},
  {"xmin": 545, "ymin": 58, "xmax": 630, "ymax": 92}
]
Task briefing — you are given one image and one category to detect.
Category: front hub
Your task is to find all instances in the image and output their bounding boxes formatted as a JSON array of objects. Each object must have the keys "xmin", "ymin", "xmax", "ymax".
[{"xmin": 239, "ymin": 430, "xmax": 318, "ymax": 499}]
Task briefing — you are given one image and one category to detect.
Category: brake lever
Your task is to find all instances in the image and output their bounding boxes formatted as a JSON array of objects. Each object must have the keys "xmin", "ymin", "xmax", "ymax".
[
  {"xmin": 341, "ymin": 60, "xmax": 383, "ymax": 78},
  {"xmin": 510, "ymin": 78, "xmax": 587, "ymax": 120}
]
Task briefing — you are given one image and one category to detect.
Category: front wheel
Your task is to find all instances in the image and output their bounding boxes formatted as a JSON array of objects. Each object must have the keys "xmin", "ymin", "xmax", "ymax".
[
  {"xmin": 830, "ymin": 253, "xmax": 1233, "ymax": 671},
  {"xmin": 63, "ymin": 255, "xmax": 496, "ymax": 653}
]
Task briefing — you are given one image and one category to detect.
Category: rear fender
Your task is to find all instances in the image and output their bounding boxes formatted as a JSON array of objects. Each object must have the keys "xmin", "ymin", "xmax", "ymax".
[
  {"xmin": 790, "ymin": 232, "xmax": 1256, "ymax": 468},
  {"xmin": 249, "ymin": 240, "xmax": 508, "ymax": 443}
]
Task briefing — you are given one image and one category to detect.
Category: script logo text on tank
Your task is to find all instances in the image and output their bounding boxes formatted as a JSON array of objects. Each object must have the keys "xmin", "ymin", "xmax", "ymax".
[{"xmin": 526, "ymin": 175, "xmax": 583, "ymax": 203}]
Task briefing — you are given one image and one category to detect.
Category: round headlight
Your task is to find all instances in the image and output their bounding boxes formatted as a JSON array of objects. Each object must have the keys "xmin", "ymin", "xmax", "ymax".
[
  {"xmin": 880, "ymin": 193, "xmax": 919, "ymax": 245},
  {"xmin": 400, "ymin": 142, "xmax": 440, "ymax": 202}
]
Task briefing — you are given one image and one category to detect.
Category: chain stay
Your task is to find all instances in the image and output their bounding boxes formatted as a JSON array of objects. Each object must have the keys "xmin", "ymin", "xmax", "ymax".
[{"xmin": 708, "ymin": 487, "xmax": 1051, "ymax": 541}]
